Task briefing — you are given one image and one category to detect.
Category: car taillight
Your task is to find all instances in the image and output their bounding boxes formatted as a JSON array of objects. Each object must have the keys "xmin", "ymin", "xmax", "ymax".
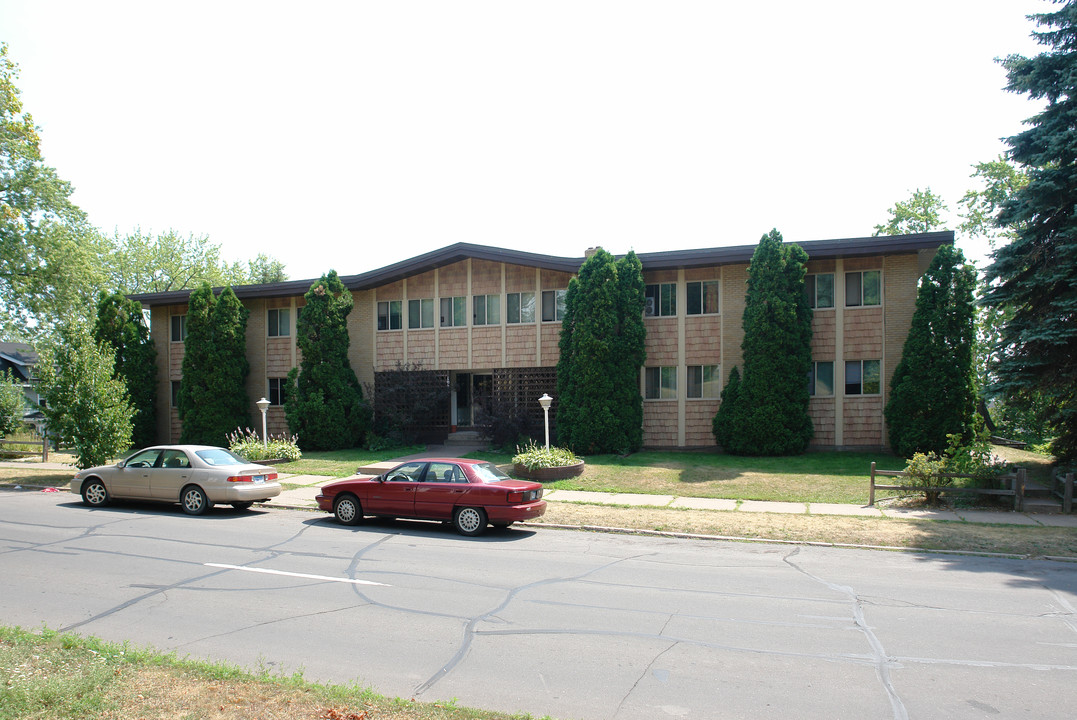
[
  {"xmin": 227, "ymin": 476, "xmax": 252, "ymax": 483},
  {"xmin": 507, "ymin": 491, "xmax": 523, "ymax": 502},
  {"xmin": 507, "ymin": 489, "xmax": 542, "ymax": 503}
]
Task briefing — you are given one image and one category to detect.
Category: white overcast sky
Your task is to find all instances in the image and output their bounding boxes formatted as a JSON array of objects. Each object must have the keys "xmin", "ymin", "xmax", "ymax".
[{"xmin": 0, "ymin": 0, "xmax": 1051, "ymax": 282}]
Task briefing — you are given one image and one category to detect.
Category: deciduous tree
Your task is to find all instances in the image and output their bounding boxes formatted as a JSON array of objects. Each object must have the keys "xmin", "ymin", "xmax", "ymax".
[
  {"xmin": 873, "ymin": 188, "xmax": 948, "ymax": 236},
  {"xmin": 94, "ymin": 292, "xmax": 158, "ymax": 448},
  {"xmin": 0, "ymin": 370, "xmax": 24, "ymax": 437}
]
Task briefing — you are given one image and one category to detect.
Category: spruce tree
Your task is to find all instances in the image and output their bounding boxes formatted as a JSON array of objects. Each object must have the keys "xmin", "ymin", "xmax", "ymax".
[
  {"xmin": 983, "ymin": 2, "xmax": 1077, "ymax": 461},
  {"xmin": 711, "ymin": 365, "xmax": 742, "ymax": 450},
  {"xmin": 285, "ymin": 271, "xmax": 371, "ymax": 450},
  {"xmin": 94, "ymin": 292, "xmax": 157, "ymax": 448},
  {"xmin": 712, "ymin": 230, "xmax": 813, "ymax": 455},
  {"xmin": 556, "ymin": 249, "xmax": 646, "ymax": 453},
  {"xmin": 885, "ymin": 244, "xmax": 977, "ymax": 457},
  {"xmin": 177, "ymin": 284, "xmax": 250, "ymax": 446}
]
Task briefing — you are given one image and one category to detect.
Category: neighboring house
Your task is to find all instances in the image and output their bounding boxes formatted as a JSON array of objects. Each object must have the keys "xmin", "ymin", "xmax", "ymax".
[
  {"xmin": 131, "ymin": 231, "xmax": 952, "ymax": 450},
  {"xmin": 0, "ymin": 341, "xmax": 44, "ymax": 432}
]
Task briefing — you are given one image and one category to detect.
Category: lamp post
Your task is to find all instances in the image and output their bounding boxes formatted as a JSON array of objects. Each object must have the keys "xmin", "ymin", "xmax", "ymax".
[
  {"xmin": 256, "ymin": 397, "xmax": 270, "ymax": 447},
  {"xmin": 538, "ymin": 393, "xmax": 553, "ymax": 451}
]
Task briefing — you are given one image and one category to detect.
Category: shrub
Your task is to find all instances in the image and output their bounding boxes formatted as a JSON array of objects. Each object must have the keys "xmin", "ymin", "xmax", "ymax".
[
  {"xmin": 512, "ymin": 441, "xmax": 578, "ymax": 470},
  {"xmin": 228, "ymin": 427, "xmax": 302, "ymax": 462},
  {"xmin": 903, "ymin": 451, "xmax": 949, "ymax": 504},
  {"xmin": 942, "ymin": 419, "xmax": 1008, "ymax": 483}
]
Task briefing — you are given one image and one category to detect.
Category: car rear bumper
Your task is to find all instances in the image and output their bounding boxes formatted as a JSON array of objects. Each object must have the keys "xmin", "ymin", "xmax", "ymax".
[
  {"xmin": 209, "ymin": 482, "xmax": 282, "ymax": 502},
  {"xmin": 486, "ymin": 499, "xmax": 547, "ymax": 523}
]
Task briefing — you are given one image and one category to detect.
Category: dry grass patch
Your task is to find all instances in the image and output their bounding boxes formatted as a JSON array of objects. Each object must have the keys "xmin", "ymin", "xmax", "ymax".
[
  {"xmin": 0, "ymin": 467, "xmax": 73, "ymax": 487},
  {"xmin": 534, "ymin": 503, "xmax": 1077, "ymax": 558}
]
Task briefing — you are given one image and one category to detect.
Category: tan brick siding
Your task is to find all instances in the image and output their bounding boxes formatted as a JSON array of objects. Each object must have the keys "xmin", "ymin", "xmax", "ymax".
[
  {"xmin": 408, "ymin": 331, "xmax": 435, "ymax": 365},
  {"xmin": 643, "ymin": 402, "xmax": 679, "ymax": 446},
  {"xmin": 409, "ymin": 271, "xmax": 435, "ymax": 298},
  {"xmin": 540, "ymin": 324, "xmax": 561, "ymax": 366},
  {"xmin": 645, "ymin": 318, "xmax": 678, "ymax": 365},
  {"xmin": 350, "ymin": 290, "xmax": 375, "ymax": 387},
  {"xmin": 844, "ymin": 307, "xmax": 883, "ymax": 360},
  {"xmin": 438, "ymin": 262, "xmax": 468, "ymax": 297},
  {"xmin": 721, "ymin": 264, "xmax": 748, "ymax": 373},
  {"xmin": 811, "ymin": 310, "xmax": 836, "ymax": 359},
  {"xmin": 439, "ymin": 328, "xmax": 468, "ymax": 369},
  {"xmin": 506, "ymin": 326, "xmax": 538, "ymax": 367},
  {"xmin": 471, "ymin": 259, "xmax": 502, "ymax": 294},
  {"xmin": 505, "ymin": 263, "xmax": 537, "ymax": 292},
  {"xmin": 686, "ymin": 400, "xmax": 718, "ymax": 446},
  {"xmin": 809, "ymin": 398, "xmax": 836, "ymax": 447},
  {"xmin": 685, "ymin": 316, "xmax": 720, "ymax": 364},
  {"xmin": 376, "ymin": 332, "xmax": 404, "ymax": 371},
  {"xmin": 472, "ymin": 327, "xmax": 502, "ymax": 367},
  {"xmin": 843, "ymin": 397, "xmax": 884, "ymax": 446}
]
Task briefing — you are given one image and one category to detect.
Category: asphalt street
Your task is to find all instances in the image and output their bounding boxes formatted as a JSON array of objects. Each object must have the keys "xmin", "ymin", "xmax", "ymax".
[{"xmin": 2, "ymin": 491, "xmax": 1076, "ymax": 719}]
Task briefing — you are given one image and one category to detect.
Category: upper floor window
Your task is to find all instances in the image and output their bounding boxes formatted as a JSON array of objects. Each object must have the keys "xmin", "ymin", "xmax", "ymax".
[
  {"xmin": 507, "ymin": 292, "xmax": 536, "ymax": 323},
  {"xmin": 687, "ymin": 365, "xmax": 720, "ymax": 399},
  {"xmin": 807, "ymin": 361, "xmax": 834, "ymax": 396},
  {"xmin": 473, "ymin": 294, "xmax": 500, "ymax": 326},
  {"xmin": 644, "ymin": 366, "xmax": 677, "ymax": 400},
  {"xmin": 378, "ymin": 300, "xmax": 402, "ymax": 330},
  {"xmin": 267, "ymin": 308, "xmax": 290, "ymax": 337},
  {"xmin": 408, "ymin": 298, "xmax": 435, "ymax": 329},
  {"xmin": 846, "ymin": 270, "xmax": 881, "ymax": 307},
  {"xmin": 845, "ymin": 359, "xmax": 881, "ymax": 395},
  {"xmin": 541, "ymin": 289, "xmax": 566, "ymax": 322},
  {"xmin": 440, "ymin": 297, "xmax": 467, "ymax": 327},
  {"xmin": 686, "ymin": 281, "xmax": 719, "ymax": 315},
  {"xmin": 806, "ymin": 273, "xmax": 835, "ymax": 309},
  {"xmin": 170, "ymin": 315, "xmax": 187, "ymax": 342},
  {"xmin": 645, "ymin": 283, "xmax": 676, "ymax": 317}
]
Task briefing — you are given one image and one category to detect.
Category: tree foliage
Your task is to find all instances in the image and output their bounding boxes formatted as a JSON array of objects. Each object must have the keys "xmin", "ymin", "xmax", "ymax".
[
  {"xmin": 983, "ymin": 2, "xmax": 1077, "ymax": 460},
  {"xmin": 0, "ymin": 370, "xmax": 24, "ymax": 437},
  {"xmin": 0, "ymin": 43, "xmax": 106, "ymax": 338},
  {"xmin": 556, "ymin": 249, "xmax": 646, "ymax": 454},
  {"xmin": 712, "ymin": 230, "xmax": 813, "ymax": 455},
  {"xmin": 873, "ymin": 188, "xmax": 949, "ymax": 236},
  {"xmin": 93, "ymin": 292, "xmax": 158, "ymax": 448},
  {"xmin": 885, "ymin": 244, "xmax": 978, "ymax": 457},
  {"xmin": 37, "ymin": 326, "xmax": 133, "ymax": 469},
  {"xmin": 285, "ymin": 271, "xmax": 371, "ymax": 450},
  {"xmin": 177, "ymin": 284, "xmax": 250, "ymax": 446}
]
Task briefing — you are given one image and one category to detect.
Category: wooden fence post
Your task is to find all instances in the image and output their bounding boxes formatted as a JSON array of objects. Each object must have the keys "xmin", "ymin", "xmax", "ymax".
[
  {"xmin": 1065, "ymin": 472, "xmax": 1074, "ymax": 515},
  {"xmin": 42, "ymin": 436, "xmax": 48, "ymax": 463},
  {"xmin": 869, "ymin": 461, "xmax": 876, "ymax": 506},
  {"xmin": 1015, "ymin": 467, "xmax": 1026, "ymax": 512}
]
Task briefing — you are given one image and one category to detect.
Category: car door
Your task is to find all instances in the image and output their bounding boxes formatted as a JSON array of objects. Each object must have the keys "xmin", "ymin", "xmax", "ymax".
[
  {"xmin": 365, "ymin": 461, "xmax": 425, "ymax": 516},
  {"xmin": 414, "ymin": 462, "xmax": 470, "ymax": 520},
  {"xmin": 150, "ymin": 449, "xmax": 194, "ymax": 499},
  {"xmin": 112, "ymin": 449, "xmax": 161, "ymax": 499}
]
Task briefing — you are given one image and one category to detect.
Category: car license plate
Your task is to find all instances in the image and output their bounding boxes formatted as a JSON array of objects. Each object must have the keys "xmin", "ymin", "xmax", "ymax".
[{"xmin": 253, "ymin": 475, "xmax": 265, "ymax": 484}]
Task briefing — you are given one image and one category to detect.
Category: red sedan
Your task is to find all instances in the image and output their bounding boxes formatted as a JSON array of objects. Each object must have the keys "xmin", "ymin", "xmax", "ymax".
[{"xmin": 315, "ymin": 458, "xmax": 547, "ymax": 536}]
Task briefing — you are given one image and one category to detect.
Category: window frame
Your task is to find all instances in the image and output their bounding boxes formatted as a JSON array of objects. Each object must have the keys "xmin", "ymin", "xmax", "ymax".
[
  {"xmin": 686, "ymin": 280, "xmax": 719, "ymax": 316},
  {"xmin": 844, "ymin": 359, "xmax": 881, "ymax": 395},
  {"xmin": 806, "ymin": 273, "xmax": 835, "ymax": 310},
  {"xmin": 845, "ymin": 270, "xmax": 881, "ymax": 307},
  {"xmin": 541, "ymin": 289, "xmax": 566, "ymax": 322},
  {"xmin": 807, "ymin": 361, "xmax": 835, "ymax": 397},
  {"xmin": 377, "ymin": 300, "xmax": 402, "ymax": 331},
  {"xmin": 170, "ymin": 380, "xmax": 180, "ymax": 408},
  {"xmin": 408, "ymin": 298, "xmax": 435, "ymax": 329},
  {"xmin": 268, "ymin": 377, "xmax": 287, "ymax": 406},
  {"xmin": 506, "ymin": 291, "xmax": 536, "ymax": 324},
  {"xmin": 267, "ymin": 308, "xmax": 290, "ymax": 337},
  {"xmin": 170, "ymin": 315, "xmax": 187, "ymax": 342},
  {"xmin": 644, "ymin": 366, "xmax": 678, "ymax": 400},
  {"xmin": 440, "ymin": 296, "xmax": 467, "ymax": 327},
  {"xmin": 473, "ymin": 294, "xmax": 501, "ymax": 326},
  {"xmin": 686, "ymin": 365, "xmax": 720, "ymax": 399},
  {"xmin": 645, "ymin": 283, "xmax": 677, "ymax": 317}
]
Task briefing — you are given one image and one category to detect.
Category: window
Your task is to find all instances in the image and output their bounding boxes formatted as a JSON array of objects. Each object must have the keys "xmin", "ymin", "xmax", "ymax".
[
  {"xmin": 268, "ymin": 308, "xmax": 290, "ymax": 337},
  {"xmin": 170, "ymin": 315, "xmax": 187, "ymax": 342},
  {"xmin": 408, "ymin": 298, "xmax": 435, "ymax": 329},
  {"xmin": 268, "ymin": 378, "xmax": 287, "ymax": 406},
  {"xmin": 425, "ymin": 462, "xmax": 467, "ymax": 483},
  {"xmin": 507, "ymin": 292, "xmax": 536, "ymax": 323},
  {"xmin": 845, "ymin": 360, "xmax": 881, "ymax": 395},
  {"xmin": 645, "ymin": 283, "xmax": 676, "ymax": 317},
  {"xmin": 440, "ymin": 296, "xmax": 467, "ymax": 327},
  {"xmin": 806, "ymin": 274, "xmax": 835, "ymax": 309},
  {"xmin": 473, "ymin": 295, "xmax": 500, "ymax": 325},
  {"xmin": 170, "ymin": 381, "xmax": 180, "ymax": 407},
  {"xmin": 686, "ymin": 281, "xmax": 719, "ymax": 315},
  {"xmin": 644, "ymin": 366, "xmax": 677, "ymax": 400},
  {"xmin": 846, "ymin": 270, "xmax": 881, "ymax": 307},
  {"xmin": 807, "ymin": 361, "xmax": 834, "ymax": 396},
  {"xmin": 378, "ymin": 300, "xmax": 402, "ymax": 330},
  {"xmin": 541, "ymin": 289, "xmax": 566, "ymax": 322},
  {"xmin": 687, "ymin": 365, "xmax": 720, "ymax": 399}
]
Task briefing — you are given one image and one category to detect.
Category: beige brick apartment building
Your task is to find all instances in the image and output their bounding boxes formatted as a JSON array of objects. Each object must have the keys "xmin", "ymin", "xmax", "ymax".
[{"xmin": 132, "ymin": 231, "xmax": 952, "ymax": 450}]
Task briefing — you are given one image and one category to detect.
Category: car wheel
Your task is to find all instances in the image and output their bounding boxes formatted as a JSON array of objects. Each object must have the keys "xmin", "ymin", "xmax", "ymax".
[
  {"xmin": 81, "ymin": 479, "xmax": 109, "ymax": 507},
  {"xmin": 231, "ymin": 501, "xmax": 254, "ymax": 511},
  {"xmin": 334, "ymin": 494, "xmax": 363, "ymax": 526},
  {"xmin": 453, "ymin": 506, "xmax": 487, "ymax": 537},
  {"xmin": 181, "ymin": 485, "xmax": 212, "ymax": 516}
]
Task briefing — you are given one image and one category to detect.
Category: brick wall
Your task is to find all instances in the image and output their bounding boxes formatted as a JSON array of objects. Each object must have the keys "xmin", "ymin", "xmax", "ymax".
[
  {"xmin": 472, "ymin": 326, "xmax": 502, "ymax": 367},
  {"xmin": 644, "ymin": 318, "xmax": 678, "ymax": 365},
  {"xmin": 844, "ymin": 307, "xmax": 883, "ymax": 359},
  {"xmin": 472, "ymin": 259, "xmax": 502, "ymax": 294},
  {"xmin": 540, "ymin": 324, "xmax": 561, "ymax": 366},
  {"xmin": 643, "ymin": 401, "xmax": 678, "ymax": 446},
  {"xmin": 350, "ymin": 290, "xmax": 375, "ymax": 387},
  {"xmin": 685, "ymin": 316, "xmax": 720, "ymax": 364},
  {"xmin": 376, "ymin": 332, "xmax": 404, "ymax": 371},
  {"xmin": 439, "ymin": 328, "xmax": 468, "ymax": 368},
  {"xmin": 809, "ymin": 398, "xmax": 836, "ymax": 447},
  {"xmin": 685, "ymin": 400, "xmax": 719, "ymax": 446},
  {"xmin": 843, "ymin": 396, "xmax": 883, "ymax": 446},
  {"xmin": 438, "ymin": 262, "xmax": 468, "ymax": 297},
  {"xmin": 721, "ymin": 264, "xmax": 748, "ymax": 372},
  {"xmin": 506, "ymin": 325, "xmax": 538, "ymax": 367},
  {"xmin": 811, "ymin": 311, "xmax": 836, "ymax": 359}
]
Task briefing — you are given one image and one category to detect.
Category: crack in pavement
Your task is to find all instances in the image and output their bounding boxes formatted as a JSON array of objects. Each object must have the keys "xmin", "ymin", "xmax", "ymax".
[
  {"xmin": 614, "ymin": 639, "xmax": 677, "ymax": 720},
  {"xmin": 783, "ymin": 547, "xmax": 909, "ymax": 720}
]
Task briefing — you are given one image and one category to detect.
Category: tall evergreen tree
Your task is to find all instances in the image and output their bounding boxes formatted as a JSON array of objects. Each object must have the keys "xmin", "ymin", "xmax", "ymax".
[
  {"xmin": 177, "ymin": 284, "xmax": 250, "ymax": 446},
  {"xmin": 885, "ymin": 244, "xmax": 977, "ymax": 457},
  {"xmin": 984, "ymin": 1, "xmax": 1077, "ymax": 461},
  {"xmin": 285, "ymin": 271, "xmax": 371, "ymax": 450},
  {"xmin": 556, "ymin": 249, "xmax": 646, "ymax": 453},
  {"xmin": 94, "ymin": 292, "xmax": 158, "ymax": 447},
  {"xmin": 712, "ymin": 230, "xmax": 813, "ymax": 455}
]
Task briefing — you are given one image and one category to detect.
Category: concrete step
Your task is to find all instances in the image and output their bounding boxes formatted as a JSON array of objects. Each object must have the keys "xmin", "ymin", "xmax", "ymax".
[
  {"xmin": 445, "ymin": 430, "xmax": 484, "ymax": 446},
  {"xmin": 1023, "ymin": 498, "xmax": 1062, "ymax": 515}
]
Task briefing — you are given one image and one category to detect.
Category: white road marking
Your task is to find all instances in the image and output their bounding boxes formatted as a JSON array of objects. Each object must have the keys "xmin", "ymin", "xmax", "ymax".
[{"xmin": 204, "ymin": 563, "xmax": 389, "ymax": 586}]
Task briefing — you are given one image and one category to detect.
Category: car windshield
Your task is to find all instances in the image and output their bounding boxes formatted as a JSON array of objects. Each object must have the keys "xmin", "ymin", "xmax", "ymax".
[
  {"xmin": 195, "ymin": 448, "xmax": 248, "ymax": 467},
  {"xmin": 471, "ymin": 462, "xmax": 511, "ymax": 483}
]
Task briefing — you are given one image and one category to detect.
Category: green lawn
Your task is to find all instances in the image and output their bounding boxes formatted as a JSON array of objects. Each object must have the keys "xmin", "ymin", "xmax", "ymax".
[{"xmin": 277, "ymin": 445, "xmax": 424, "ymax": 477}]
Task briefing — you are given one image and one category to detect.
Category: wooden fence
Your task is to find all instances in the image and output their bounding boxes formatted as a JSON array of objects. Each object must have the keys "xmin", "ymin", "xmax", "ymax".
[
  {"xmin": 1051, "ymin": 470, "xmax": 1075, "ymax": 514},
  {"xmin": 0, "ymin": 437, "xmax": 49, "ymax": 462},
  {"xmin": 868, "ymin": 461, "xmax": 1026, "ymax": 511}
]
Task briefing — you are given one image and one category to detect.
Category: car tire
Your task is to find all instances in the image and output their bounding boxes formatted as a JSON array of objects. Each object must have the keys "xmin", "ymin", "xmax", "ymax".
[
  {"xmin": 81, "ymin": 479, "xmax": 109, "ymax": 508},
  {"xmin": 231, "ymin": 501, "xmax": 254, "ymax": 511},
  {"xmin": 181, "ymin": 485, "xmax": 212, "ymax": 516},
  {"xmin": 334, "ymin": 494, "xmax": 363, "ymax": 526},
  {"xmin": 453, "ymin": 506, "xmax": 487, "ymax": 537}
]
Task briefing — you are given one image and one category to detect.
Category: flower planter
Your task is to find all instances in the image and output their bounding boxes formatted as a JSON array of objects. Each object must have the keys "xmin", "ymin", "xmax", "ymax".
[{"xmin": 512, "ymin": 460, "xmax": 585, "ymax": 481}]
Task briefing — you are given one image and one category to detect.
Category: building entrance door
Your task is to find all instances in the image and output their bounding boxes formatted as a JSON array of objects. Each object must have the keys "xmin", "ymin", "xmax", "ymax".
[{"xmin": 454, "ymin": 372, "xmax": 493, "ymax": 428}]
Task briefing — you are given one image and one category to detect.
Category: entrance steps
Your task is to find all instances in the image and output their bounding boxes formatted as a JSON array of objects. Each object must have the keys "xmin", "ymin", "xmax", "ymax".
[
  {"xmin": 445, "ymin": 429, "xmax": 485, "ymax": 447},
  {"xmin": 1023, "ymin": 479, "xmax": 1063, "ymax": 514}
]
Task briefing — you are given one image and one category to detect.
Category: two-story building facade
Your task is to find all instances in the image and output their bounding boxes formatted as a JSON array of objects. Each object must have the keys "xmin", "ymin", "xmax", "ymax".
[{"xmin": 132, "ymin": 231, "xmax": 952, "ymax": 450}]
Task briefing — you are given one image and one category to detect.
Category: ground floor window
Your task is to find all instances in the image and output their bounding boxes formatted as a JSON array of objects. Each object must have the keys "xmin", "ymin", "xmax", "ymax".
[
  {"xmin": 644, "ymin": 366, "xmax": 677, "ymax": 400},
  {"xmin": 378, "ymin": 300, "xmax": 402, "ymax": 330},
  {"xmin": 845, "ymin": 360, "xmax": 881, "ymax": 395},
  {"xmin": 808, "ymin": 361, "xmax": 834, "ymax": 396},
  {"xmin": 268, "ymin": 377, "xmax": 287, "ymax": 406},
  {"xmin": 686, "ymin": 365, "xmax": 720, "ymax": 398}
]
